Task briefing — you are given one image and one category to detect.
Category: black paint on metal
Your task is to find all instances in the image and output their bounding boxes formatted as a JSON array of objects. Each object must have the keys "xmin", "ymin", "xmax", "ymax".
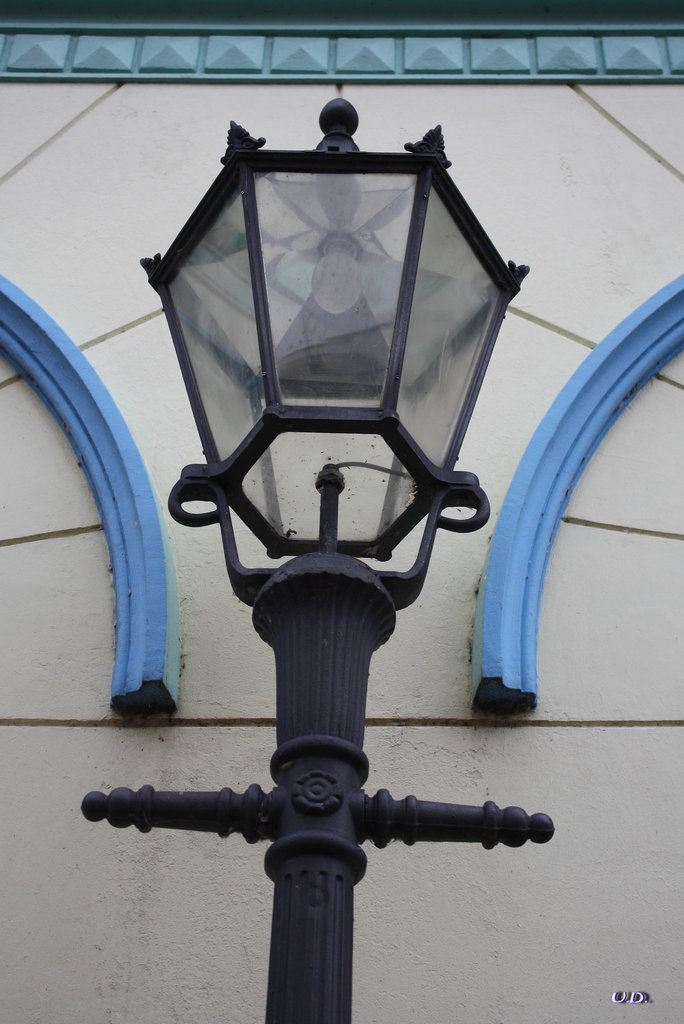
[
  {"xmin": 404, "ymin": 124, "xmax": 452, "ymax": 169},
  {"xmin": 86, "ymin": 100, "xmax": 552, "ymax": 1024}
]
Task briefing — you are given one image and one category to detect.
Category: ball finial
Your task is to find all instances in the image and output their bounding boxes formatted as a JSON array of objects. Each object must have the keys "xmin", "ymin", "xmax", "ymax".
[
  {"xmin": 81, "ymin": 791, "xmax": 107, "ymax": 822},
  {"xmin": 319, "ymin": 99, "xmax": 359, "ymax": 138}
]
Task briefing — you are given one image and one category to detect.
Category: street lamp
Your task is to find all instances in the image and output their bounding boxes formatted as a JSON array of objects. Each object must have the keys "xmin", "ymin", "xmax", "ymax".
[{"xmin": 83, "ymin": 100, "xmax": 552, "ymax": 1024}]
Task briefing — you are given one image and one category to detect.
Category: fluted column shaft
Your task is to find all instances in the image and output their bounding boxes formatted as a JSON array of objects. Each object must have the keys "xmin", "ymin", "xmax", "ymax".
[
  {"xmin": 253, "ymin": 553, "xmax": 396, "ymax": 747},
  {"xmin": 253, "ymin": 553, "xmax": 396, "ymax": 1024}
]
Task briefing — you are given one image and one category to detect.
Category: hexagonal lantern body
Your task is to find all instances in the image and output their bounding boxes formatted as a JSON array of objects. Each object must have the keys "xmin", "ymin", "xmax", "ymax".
[{"xmin": 145, "ymin": 104, "xmax": 522, "ymax": 561}]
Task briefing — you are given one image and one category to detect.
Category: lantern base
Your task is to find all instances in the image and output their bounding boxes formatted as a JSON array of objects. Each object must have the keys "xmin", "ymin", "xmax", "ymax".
[
  {"xmin": 253, "ymin": 552, "xmax": 396, "ymax": 747},
  {"xmin": 169, "ymin": 459, "xmax": 490, "ymax": 610}
]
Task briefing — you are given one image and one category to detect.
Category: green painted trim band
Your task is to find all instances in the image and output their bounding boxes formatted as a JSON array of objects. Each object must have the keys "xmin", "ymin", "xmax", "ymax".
[
  {"xmin": 1, "ymin": 0, "xmax": 681, "ymax": 28},
  {"xmin": 0, "ymin": 30, "xmax": 682, "ymax": 82}
]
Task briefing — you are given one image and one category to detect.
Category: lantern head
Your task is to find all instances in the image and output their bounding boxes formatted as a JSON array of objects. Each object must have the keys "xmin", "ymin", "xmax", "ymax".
[{"xmin": 144, "ymin": 100, "xmax": 527, "ymax": 566}]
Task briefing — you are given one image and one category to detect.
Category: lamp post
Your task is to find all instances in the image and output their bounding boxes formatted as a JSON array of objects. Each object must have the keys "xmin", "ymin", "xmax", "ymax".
[{"xmin": 82, "ymin": 100, "xmax": 553, "ymax": 1024}]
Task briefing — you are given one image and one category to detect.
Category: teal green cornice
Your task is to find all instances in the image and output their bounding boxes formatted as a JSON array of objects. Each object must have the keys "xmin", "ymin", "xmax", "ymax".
[
  {"xmin": 0, "ymin": 2, "xmax": 682, "ymax": 83},
  {"xmin": 1, "ymin": 1, "xmax": 682, "ymax": 30}
]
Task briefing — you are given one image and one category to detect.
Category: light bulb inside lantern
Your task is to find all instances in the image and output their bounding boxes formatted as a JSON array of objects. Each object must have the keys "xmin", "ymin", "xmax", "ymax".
[{"xmin": 311, "ymin": 238, "xmax": 363, "ymax": 315}]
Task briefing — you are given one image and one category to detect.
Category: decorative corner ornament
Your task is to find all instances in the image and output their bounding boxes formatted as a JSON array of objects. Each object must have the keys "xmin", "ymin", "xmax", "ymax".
[
  {"xmin": 508, "ymin": 260, "xmax": 531, "ymax": 284},
  {"xmin": 221, "ymin": 120, "xmax": 266, "ymax": 164},
  {"xmin": 292, "ymin": 771, "xmax": 343, "ymax": 816},
  {"xmin": 404, "ymin": 125, "xmax": 452, "ymax": 169},
  {"xmin": 140, "ymin": 253, "xmax": 161, "ymax": 277}
]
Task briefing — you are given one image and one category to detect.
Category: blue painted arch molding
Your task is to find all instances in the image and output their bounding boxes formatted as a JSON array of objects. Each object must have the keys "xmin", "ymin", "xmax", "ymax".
[
  {"xmin": 0, "ymin": 276, "xmax": 179, "ymax": 713},
  {"xmin": 473, "ymin": 275, "xmax": 684, "ymax": 710}
]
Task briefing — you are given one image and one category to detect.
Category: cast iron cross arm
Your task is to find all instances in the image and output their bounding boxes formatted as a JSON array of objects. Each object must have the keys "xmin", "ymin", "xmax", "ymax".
[{"xmin": 82, "ymin": 782, "xmax": 553, "ymax": 850}]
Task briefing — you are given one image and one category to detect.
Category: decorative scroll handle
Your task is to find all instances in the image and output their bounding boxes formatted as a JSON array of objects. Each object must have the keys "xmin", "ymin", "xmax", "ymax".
[
  {"xmin": 81, "ymin": 784, "xmax": 283, "ymax": 842},
  {"xmin": 356, "ymin": 790, "xmax": 554, "ymax": 849}
]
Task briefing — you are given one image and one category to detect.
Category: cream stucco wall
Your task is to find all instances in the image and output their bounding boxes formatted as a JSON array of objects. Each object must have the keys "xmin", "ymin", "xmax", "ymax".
[{"xmin": 1, "ymin": 81, "xmax": 683, "ymax": 1022}]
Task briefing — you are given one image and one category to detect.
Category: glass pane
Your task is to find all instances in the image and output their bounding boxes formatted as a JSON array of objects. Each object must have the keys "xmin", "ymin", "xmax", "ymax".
[
  {"xmin": 242, "ymin": 433, "xmax": 416, "ymax": 548},
  {"xmin": 397, "ymin": 188, "xmax": 502, "ymax": 467},
  {"xmin": 255, "ymin": 172, "xmax": 416, "ymax": 406},
  {"xmin": 169, "ymin": 186, "xmax": 264, "ymax": 462}
]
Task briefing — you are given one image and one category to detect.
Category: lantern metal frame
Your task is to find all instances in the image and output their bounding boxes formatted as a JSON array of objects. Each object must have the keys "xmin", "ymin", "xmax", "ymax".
[{"xmin": 143, "ymin": 114, "xmax": 525, "ymax": 587}]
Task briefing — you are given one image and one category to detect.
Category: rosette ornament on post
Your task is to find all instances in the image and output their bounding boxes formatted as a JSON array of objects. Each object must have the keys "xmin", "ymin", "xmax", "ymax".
[{"xmin": 83, "ymin": 100, "xmax": 551, "ymax": 1024}]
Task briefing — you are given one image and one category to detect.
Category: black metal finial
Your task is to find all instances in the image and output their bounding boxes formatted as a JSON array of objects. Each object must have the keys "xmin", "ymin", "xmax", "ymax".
[
  {"xmin": 140, "ymin": 253, "xmax": 161, "ymax": 278},
  {"xmin": 404, "ymin": 125, "xmax": 452, "ymax": 169},
  {"xmin": 221, "ymin": 120, "xmax": 266, "ymax": 164},
  {"xmin": 316, "ymin": 99, "xmax": 360, "ymax": 153},
  {"xmin": 508, "ymin": 260, "xmax": 531, "ymax": 285},
  {"xmin": 319, "ymin": 99, "xmax": 359, "ymax": 137}
]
